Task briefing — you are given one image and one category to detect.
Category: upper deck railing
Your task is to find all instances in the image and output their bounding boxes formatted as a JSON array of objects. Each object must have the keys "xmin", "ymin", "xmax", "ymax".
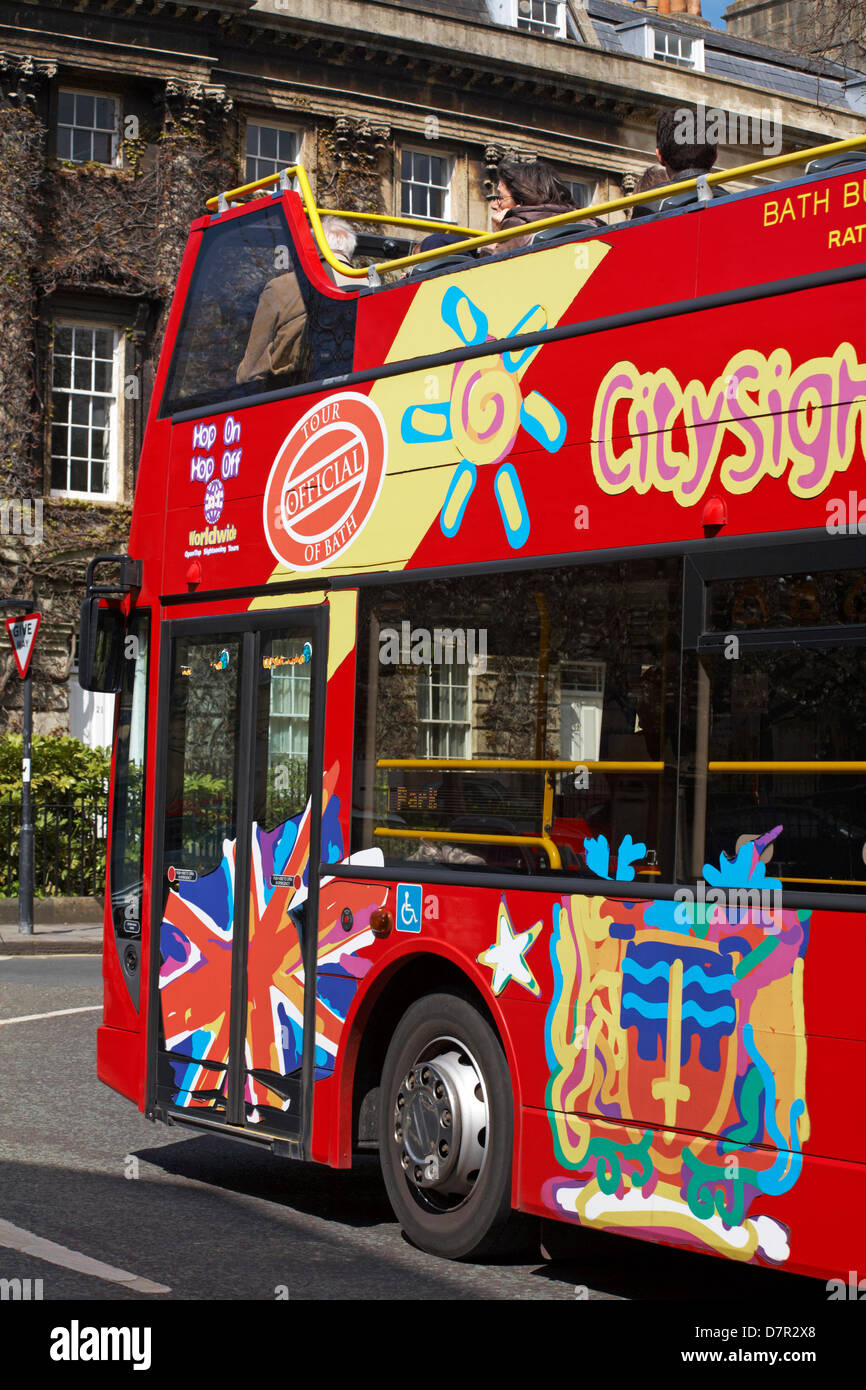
[{"xmin": 204, "ymin": 134, "xmax": 866, "ymax": 284}]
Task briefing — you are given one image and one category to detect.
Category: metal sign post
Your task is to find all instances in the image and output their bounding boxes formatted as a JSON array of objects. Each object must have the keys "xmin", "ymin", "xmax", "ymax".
[{"xmin": 3, "ymin": 604, "xmax": 40, "ymax": 935}]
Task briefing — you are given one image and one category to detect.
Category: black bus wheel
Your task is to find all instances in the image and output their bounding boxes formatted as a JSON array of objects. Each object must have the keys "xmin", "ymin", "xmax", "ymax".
[{"xmin": 378, "ymin": 993, "xmax": 515, "ymax": 1261}]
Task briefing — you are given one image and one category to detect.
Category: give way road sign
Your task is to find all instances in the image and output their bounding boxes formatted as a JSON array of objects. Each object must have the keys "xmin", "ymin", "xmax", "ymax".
[{"xmin": 5, "ymin": 612, "xmax": 41, "ymax": 678}]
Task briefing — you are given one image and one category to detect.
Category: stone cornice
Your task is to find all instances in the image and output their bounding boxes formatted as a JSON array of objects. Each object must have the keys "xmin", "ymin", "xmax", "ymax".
[{"xmin": 0, "ymin": 0, "xmax": 863, "ymax": 140}]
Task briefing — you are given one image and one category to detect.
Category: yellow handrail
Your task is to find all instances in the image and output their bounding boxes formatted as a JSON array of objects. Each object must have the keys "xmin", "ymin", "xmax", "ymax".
[
  {"xmin": 708, "ymin": 761, "xmax": 866, "ymax": 773},
  {"xmin": 203, "ymin": 133, "xmax": 866, "ymax": 281},
  {"xmin": 377, "ymin": 759, "xmax": 664, "ymax": 771},
  {"xmin": 310, "ymin": 206, "xmax": 478, "ymax": 238}
]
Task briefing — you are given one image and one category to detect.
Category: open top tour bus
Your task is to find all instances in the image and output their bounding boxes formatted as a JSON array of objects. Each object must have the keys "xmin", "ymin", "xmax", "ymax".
[{"xmin": 82, "ymin": 136, "xmax": 866, "ymax": 1271}]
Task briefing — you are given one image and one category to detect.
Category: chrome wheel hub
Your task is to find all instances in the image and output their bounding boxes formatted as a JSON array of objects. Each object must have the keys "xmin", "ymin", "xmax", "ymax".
[{"xmin": 393, "ymin": 1039, "xmax": 488, "ymax": 1203}]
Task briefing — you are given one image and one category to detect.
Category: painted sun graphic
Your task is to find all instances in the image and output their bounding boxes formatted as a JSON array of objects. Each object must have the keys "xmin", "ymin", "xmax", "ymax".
[{"xmin": 399, "ymin": 285, "xmax": 568, "ymax": 548}]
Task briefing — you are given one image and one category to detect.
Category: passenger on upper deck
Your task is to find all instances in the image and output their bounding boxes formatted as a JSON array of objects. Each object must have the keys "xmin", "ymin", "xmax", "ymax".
[
  {"xmin": 319, "ymin": 216, "xmax": 358, "ymax": 287},
  {"xmin": 236, "ymin": 216, "xmax": 357, "ymax": 385},
  {"xmin": 631, "ymin": 108, "xmax": 718, "ymax": 219},
  {"xmin": 629, "ymin": 164, "xmax": 671, "ymax": 217},
  {"xmin": 481, "ymin": 158, "xmax": 582, "ymax": 253}
]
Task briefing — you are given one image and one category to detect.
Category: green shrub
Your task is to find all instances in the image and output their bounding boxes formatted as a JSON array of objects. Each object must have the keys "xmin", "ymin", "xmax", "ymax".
[{"xmin": 0, "ymin": 733, "xmax": 109, "ymax": 896}]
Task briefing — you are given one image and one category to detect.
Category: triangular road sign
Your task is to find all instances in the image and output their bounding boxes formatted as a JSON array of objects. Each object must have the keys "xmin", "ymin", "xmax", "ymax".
[{"xmin": 5, "ymin": 612, "xmax": 41, "ymax": 678}]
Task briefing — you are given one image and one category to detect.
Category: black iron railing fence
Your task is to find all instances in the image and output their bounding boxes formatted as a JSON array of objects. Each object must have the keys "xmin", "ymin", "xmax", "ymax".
[{"xmin": 0, "ymin": 790, "xmax": 107, "ymax": 897}]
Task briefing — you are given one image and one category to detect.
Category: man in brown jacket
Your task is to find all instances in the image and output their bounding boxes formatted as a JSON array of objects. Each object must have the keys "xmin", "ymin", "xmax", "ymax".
[{"xmin": 236, "ymin": 217, "xmax": 357, "ymax": 384}]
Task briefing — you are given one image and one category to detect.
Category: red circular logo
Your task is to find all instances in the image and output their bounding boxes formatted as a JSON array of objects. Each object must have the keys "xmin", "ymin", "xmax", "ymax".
[{"xmin": 263, "ymin": 392, "xmax": 387, "ymax": 571}]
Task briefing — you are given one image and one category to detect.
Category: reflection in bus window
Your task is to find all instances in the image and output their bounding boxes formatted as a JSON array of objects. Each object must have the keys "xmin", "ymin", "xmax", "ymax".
[
  {"xmin": 253, "ymin": 632, "xmax": 313, "ymax": 832},
  {"xmin": 708, "ymin": 569, "xmax": 866, "ymax": 630},
  {"xmin": 109, "ymin": 613, "xmax": 149, "ymax": 938},
  {"xmin": 682, "ymin": 566, "xmax": 866, "ymax": 890},
  {"xmin": 163, "ymin": 637, "xmax": 241, "ymax": 880},
  {"xmin": 352, "ymin": 559, "xmax": 681, "ymax": 877}
]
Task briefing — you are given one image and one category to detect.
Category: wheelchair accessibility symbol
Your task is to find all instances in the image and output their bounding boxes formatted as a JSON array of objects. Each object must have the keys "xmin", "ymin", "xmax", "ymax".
[{"xmin": 396, "ymin": 883, "xmax": 423, "ymax": 933}]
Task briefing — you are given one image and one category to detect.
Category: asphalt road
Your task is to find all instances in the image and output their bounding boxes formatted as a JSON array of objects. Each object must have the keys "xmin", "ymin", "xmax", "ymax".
[{"xmin": 0, "ymin": 954, "xmax": 831, "ymax": 1305}]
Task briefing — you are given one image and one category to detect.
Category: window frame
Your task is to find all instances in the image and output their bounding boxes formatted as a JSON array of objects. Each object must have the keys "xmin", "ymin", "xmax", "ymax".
[
  {"xmin": 512, "ymin": 0, "xmax": 567, "ymax": 38},
  {"xmin": 650, "ymin": 27, "xmax": 705, "ymax": 72},
  {"xmin": 559, "ymin": 175, "xmax": 594, "ymax": 209},
  {"xmin": 56, "ymin": 88, "xmax": 120, "ymax": 166},
  {"xmin": 49, "ymin": 320, "xmax": 124, "ymax": 502},
  {"xmin": 399, "ymin": 146, "xmax": 454, "ymax": 223},
  {"xmin": 416, "ymin": 661, "xmax": 473, "ymax": 760},
  {"xmin": 244, "ymin": 119, "xmax": 302, "ymax": 185}
]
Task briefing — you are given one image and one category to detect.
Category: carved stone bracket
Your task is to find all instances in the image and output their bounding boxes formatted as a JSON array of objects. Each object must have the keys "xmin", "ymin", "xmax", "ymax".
[
  {"xmin": 620, "ymin": 172, "xmax": 637, "ymax": 196},
  {"xmin": 332, "ymin": 116, "xmax": 391, "ymax": 172},
  {"xmin": 484, "ymin": 144, "xmax": 536, "ymax": 198},
  {"xmin": 483, "ymin": 143, "xmax": 504, "ymax": 200},
  {"xmin": 0, "ymin": 52, "xmax": 57, "ymax": 106},
  {"xmin": 157, "ymin": 80, "xmax": 234, "ymax": 141}
]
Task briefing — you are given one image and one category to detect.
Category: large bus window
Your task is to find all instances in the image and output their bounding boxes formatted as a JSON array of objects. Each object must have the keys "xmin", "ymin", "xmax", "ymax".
[
  {"xmin": 681, "ymin": 566, "xmax": 866, "ymax": 892},
  {"xmin": 353, "ymin": 558, "xmax": 681, "ymax": 878},
  {"xmin": 163, "ymin": 636, "xmax": 242, "ymax": 880},
  {"xmin": 160, "ymin": 203, "xmax": 357, "ymax": 417}
]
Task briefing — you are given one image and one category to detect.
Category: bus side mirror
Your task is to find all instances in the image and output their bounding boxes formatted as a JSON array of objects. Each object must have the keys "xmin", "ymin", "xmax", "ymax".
[{"xmin": 78, "ymin": 596, "xmax": 126, "ymax": 693}]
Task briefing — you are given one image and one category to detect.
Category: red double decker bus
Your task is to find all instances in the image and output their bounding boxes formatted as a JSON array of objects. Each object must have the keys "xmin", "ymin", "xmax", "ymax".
[{"xmin": 83, "ymin": 137, "xmax": 866, "ymax": 1275}]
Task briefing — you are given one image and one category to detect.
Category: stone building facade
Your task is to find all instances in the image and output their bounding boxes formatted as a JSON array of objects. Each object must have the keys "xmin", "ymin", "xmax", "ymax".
[{"xmin": 0, "ymin": 0, "xmax": 863, "ymax": 738}]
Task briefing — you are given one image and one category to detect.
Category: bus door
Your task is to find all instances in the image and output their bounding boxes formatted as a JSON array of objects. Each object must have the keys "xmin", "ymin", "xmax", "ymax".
[{"xmin": 152, "ymin": 608, "xmax": 327, "ymax": 1147}]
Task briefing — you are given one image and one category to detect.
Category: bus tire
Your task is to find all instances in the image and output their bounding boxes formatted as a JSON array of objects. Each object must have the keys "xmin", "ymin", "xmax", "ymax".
[{"xmin": 378, "ymin": 992, "xmax": 515, "ymax": 1260}]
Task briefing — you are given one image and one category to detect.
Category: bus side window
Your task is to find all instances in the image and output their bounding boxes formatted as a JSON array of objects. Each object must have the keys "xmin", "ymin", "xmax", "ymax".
[
  {"xmin": 680, "ymin": 566, "xmax": 866, "ymax": 893},
  {"xmin": 159, "ymin": 202, "xmax": 356, "ymax": 417},
  {"xmin": 351, "ymin": 558, "xmax": 681, "ymax": 880}
]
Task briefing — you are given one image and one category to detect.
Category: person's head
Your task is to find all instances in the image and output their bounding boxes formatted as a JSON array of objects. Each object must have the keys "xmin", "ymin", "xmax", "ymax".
[
  {"xmin": 656, "ymin": 107, "xmax": 717, "ymax": 175},
  {"xmin": 630, "ymin": 163, "xmax": 672, "ymax": 216},
  {"xmin": 418, "ymin": 232, "xmax": 461, "ymax": 253},
  {"xmin": 320, "ymin": 216, "xmax": 357, "ymax": 262},
  {"xmin": 634, "ymin": 164, "xmax": 671, "ymax": 196},
  {"xmin": 494, "ymin": 157, "xmax": 573, "ymax": 211}
]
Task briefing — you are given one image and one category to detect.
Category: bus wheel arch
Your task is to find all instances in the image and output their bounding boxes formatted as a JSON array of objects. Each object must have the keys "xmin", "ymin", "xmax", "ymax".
[{"xmin": 349, "ymin": 954, "xmax": 510, "ymax": 1155}]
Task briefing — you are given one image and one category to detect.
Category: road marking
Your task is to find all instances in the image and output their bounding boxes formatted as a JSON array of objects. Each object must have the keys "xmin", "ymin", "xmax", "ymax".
[
  {"xmin": 0, "ymin": 1219, "xmax": 171, "ymax": 1294},
  {"xmin": 0, "ymin": 1005, "xmax": 102, "ymax": 1026}
]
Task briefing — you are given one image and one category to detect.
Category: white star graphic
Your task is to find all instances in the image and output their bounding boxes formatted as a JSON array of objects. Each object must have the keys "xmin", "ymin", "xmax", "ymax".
[{"xmin": 477, "ymin": 898, "xmax": 543, "ymax": 997}]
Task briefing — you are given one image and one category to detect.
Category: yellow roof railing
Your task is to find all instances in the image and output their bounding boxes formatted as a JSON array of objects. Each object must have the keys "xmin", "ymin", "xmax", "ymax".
[{"xmin": 205, "ymin": 133, "xmax": 866, "ymax": 282}]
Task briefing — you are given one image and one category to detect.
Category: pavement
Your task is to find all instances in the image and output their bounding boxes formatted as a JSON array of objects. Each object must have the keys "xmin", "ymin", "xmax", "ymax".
[{"xmin": 0, "ymin": 921, "xmax": 103, "ymax": 954}]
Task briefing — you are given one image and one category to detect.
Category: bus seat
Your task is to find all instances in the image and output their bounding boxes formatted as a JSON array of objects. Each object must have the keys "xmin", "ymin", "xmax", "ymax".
[
  {"xmin": 804, "ymin": 152, "xmax": 866, "ymax": 175},
  {"xmin": 408, "ymin": 254, "xmax": 477, "ymax": 278},
  {"xmin": 657, "ymin": 184, "xmax": 728, "ymax": 212},
  {"xmin": 447, "ymin": 814, "xmax": 541, "ymax": 873},
  {"xmin": 530, "ymin": 220, "xmax": 604, "ymax": 247}
]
